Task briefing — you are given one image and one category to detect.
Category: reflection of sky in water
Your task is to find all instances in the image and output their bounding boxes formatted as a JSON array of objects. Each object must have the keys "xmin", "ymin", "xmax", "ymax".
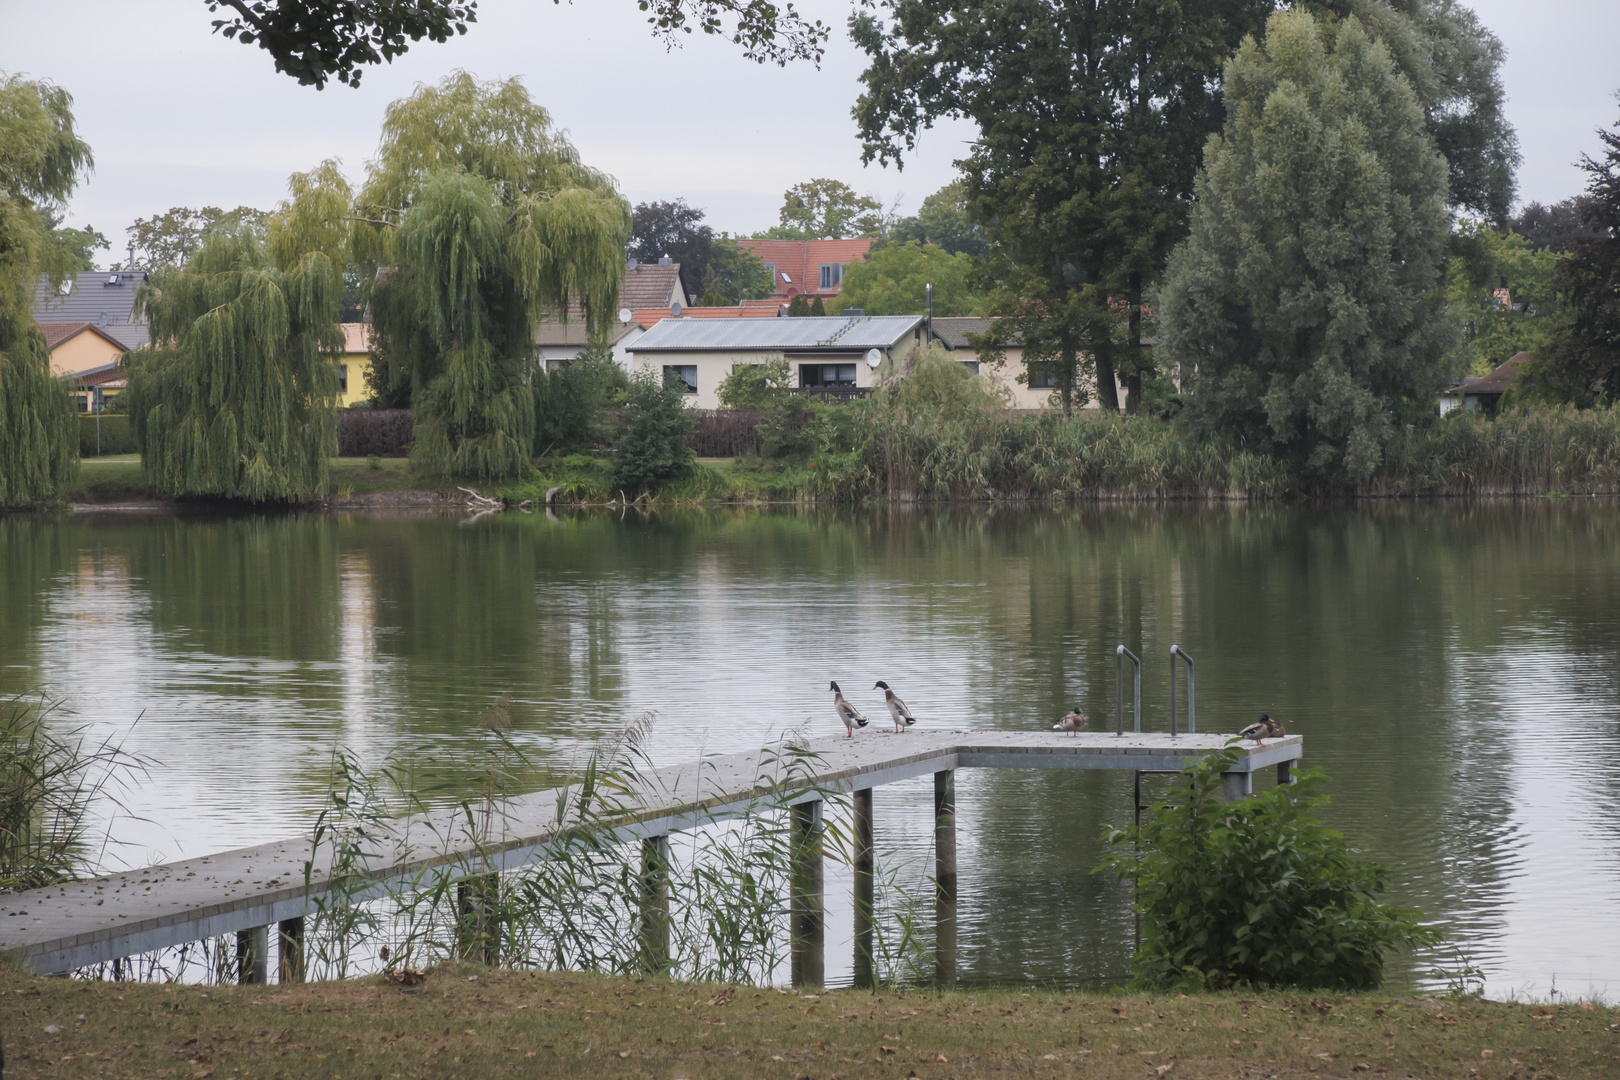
[{"xmin": 6, "ymin": 506, "xmax": 1618, "ymax": 998}]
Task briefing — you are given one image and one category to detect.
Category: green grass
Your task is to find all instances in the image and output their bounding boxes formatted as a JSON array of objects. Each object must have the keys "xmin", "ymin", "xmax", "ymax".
[{"xmin": 2, "ymin": 965, "xmax": 1615, "ymax": 1079}]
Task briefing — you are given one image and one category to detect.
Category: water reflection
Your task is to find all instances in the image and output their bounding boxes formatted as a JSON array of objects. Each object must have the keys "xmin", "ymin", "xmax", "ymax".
[{"xmin": 1, "ymin": 502, "xmax": 1616, "ymax": 997}]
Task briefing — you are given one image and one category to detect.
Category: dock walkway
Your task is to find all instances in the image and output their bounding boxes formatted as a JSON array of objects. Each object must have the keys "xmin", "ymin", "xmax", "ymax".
[{"xmin": 1, "ymin": 730, "xmax": 1302, "ymax": 979}]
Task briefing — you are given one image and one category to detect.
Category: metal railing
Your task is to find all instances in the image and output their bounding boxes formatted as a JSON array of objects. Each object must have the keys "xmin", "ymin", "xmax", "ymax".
[
  {"xmin": 1115, "ymin": 645, "xmax": 1141, "ymax": 735},
  {"xmin": 794, "ymin": 386, "xmax": 872, "ymax": 402},
  {"xmin": 1168, "ymin": 644, "xmax": 1195, "ymax": 736}
]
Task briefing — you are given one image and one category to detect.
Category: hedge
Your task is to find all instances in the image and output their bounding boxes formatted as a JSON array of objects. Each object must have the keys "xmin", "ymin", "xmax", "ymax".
[
  {"xmin": 338, "ymin": 408, "xmax": 412, "ymax": 457},
  {"xmin": 78, "ymin": 414, "xmax": 137, "ymax": 456}
]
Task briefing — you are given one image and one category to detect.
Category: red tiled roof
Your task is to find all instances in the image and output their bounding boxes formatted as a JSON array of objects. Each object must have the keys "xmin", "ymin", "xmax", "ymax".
[
  {"xmin": 338, "ymin": 323, "xmax": 371, "ymax": 353},
  {"xmin": 36, "ymin": 322, "xmax": 128, "ymax": 352},
  {"xmin": 735, "ymin": 239, "xmax": 874, "ymax": 299},
  {"xmin": 631, "ymin": 306, "xmax": 759, "ymax": 327},
  {"xmin": 77, "ymin": 366, "xmax": 127, "ymax": 387},
  {"xmin": 561, "ymin": 263, "xmax": 684, "ymax": 321}
]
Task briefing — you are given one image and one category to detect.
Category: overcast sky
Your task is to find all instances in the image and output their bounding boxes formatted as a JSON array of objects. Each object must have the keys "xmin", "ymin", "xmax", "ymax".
[{"xmin": 3, "ymin": 0, "xmax": 1615, "ymax": 259}]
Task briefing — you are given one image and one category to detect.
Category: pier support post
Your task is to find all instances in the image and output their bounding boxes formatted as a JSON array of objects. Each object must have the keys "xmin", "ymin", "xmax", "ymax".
[
  {"xmin": 789, "ymin": 800, "xmax": 824, "ymax": 989},
  {"xmin": 277, "ymin": 917, "xmax": 304, "ymax": 984},
  {"xmin": 1277, "ymin": 760, "xmax": 1295, "ymax": 786},
  {"xmin": 934, "ymin": 769, "xmax": 957, "ymax": 989},
  {"xmin": 852, "ymin": 788, "xmax": 875, "ymax": 990},
  {"xmin": 639, "ymin": 834, "xmax": 671, "ymax": 976},
  {"xmin": 1221, "ymin": 771, "xmax": 1253, "ymax": 802},
  {"xmin": 236, "ymin": 925, "xmax": 268, "ymax": 985},
  {"xmin": 457, "ymin": 874, "xmax": 500, "ymax": 966}
]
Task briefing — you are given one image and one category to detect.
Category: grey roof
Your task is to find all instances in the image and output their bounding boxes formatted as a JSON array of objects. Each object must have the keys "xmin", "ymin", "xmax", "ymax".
[
  {"xmin": 929, "ymin": 316, "xmax": 1018, "ymax": 349},
  {"xmin": 629, "ymin": 314, "xmax": 922, "ymax": 353},
  {"xmin": 32, "ymin": 271, "xmax": 150, "ymax": 350}
]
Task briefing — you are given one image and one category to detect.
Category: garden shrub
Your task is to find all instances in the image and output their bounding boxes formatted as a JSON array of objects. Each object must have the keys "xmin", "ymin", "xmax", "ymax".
[
  {"xmin": 534, "ymin": 346, "xmax": 628, "ymax": 453},
  {"xmin": 1100, "ymin": 746, "xmax": 1435, "ymax": 991},
  {"xmin": 337, "ymin": 408, "xmax": 413, "ymax": 457},
  {"xmin": 611, "ymin": 370, "xmax": 696, "ymax": 492},
  {"xmin": 78, "ymin": 414, "xmax": 136, "ymax": 456}
]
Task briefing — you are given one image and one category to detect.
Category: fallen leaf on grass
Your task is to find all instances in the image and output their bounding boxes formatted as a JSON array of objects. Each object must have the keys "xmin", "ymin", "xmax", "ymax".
[
  {"xmin": 387, "ymin": 967, "xmax": 426, "ymax": 986},
  {"xmin": 1156, "ymin": 1064, "xmax": 1176, "ymax": 1076},
  {"xmin": 881, "ymin": 1046, "xmax": 898, "ymax": 1055},
  {"xmin": 707, "ymin": 987, "xmax": 737, "ymax": 1007}
]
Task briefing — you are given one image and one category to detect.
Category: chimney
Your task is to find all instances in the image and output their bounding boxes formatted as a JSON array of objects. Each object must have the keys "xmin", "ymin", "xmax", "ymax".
[{"xmin": 658, "ymin": 255, "xmax": 673, "ymax": 267}]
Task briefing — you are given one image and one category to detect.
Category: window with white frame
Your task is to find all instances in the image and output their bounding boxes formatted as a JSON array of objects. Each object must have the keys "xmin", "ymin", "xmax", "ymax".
[{"xmin": 663, "ymin": 365, "xmax": 698, "ymax": 394}]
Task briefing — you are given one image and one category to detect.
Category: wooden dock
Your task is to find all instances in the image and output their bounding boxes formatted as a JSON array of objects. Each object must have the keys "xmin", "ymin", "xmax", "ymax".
[{"xmin": 1, "ymin": 729, "xmax": 1302, "ymax": 981}]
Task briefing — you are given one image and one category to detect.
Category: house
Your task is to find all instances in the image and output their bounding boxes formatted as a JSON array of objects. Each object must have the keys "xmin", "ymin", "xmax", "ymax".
[
  {"xmin": 927, "ymin": 316, "xmax": 1119, "ymax": 410},
  {"xmin": 32, "ymin": 270, "xmax": 151, "ymax": 351},
  {"xmin": 335, "ymin": 323, "xmax": 373, "ymax": 408},
  {"xmin": 536, "ymin": 258, "xmax": 685, "ymax": 371},
  {"xmin": 626, "ymin": 314, "xmax": 925, "ymax": 408},
  {"xmin": 35, "ymin": 323, "xmax": 129, "ymax": 412},
  {"xmin": 735, "ymin": 239, "xmax": 874, "ymax": 301},
  {"xmin": 1439, "ymin": 353, "xmax": 1525, "ymax": 417}
]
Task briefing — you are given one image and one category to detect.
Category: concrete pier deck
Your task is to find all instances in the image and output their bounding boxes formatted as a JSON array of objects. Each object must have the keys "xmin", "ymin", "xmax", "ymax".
[{"xmin": 1, "ymin": 730, "xmax": 1301, "ymax": 975}]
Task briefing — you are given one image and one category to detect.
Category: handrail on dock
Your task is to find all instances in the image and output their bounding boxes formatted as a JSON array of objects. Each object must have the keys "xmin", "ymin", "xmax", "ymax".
[
  {"xmin": 1115, "ymin": 644, "xmax": 1142, "ymax": 735},
  {"xmin": 1169, "ymin": 644, "xmax": 1196, "ymax": 735}
]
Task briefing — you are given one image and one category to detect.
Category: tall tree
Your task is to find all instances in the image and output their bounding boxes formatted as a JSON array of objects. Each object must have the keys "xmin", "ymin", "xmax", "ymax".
[
  {"xmin": 759, "ymin": 178, "xmax": 887, "ymax": 240},
  {"xmin": 1529, "ymin": 104, "xmax": 1620, "ymax": 404},
  {"xmin": 838, "ymin": 240, "xmax": 985, "ymax": 316},
  {"xmin": 0, "ymin": 72, "xmax": 90, "ymax": 507},
  {"xmin": 344, "ymin": 72, "xmax": 631, "ymax": 478},
  {"xmin": 1510, "ymin": 197, "xmax": 1599, "ymax": 255},
  {"xmin": 203, "ymin": 0, "xmax": 829, "ymax": 89},
  {"xmin": 885, "ymin": 180, "xmax": 986, "ymax": 257},
  {"xmin": 629, "ymin": 199, "xmax": 772, "ymax": 304},
  {"xmin": 124, "ymin": 205, "xmax": 270, "ymax": 269},
  {"xmin": 853, "ymin": 0, "xmax": 1273, "ymax": 414},
  {"xmin": 125, "ymin": 230, "xmax": 341, "ymax": 501},
  {"xmin": 1156, "ymin": 11, "xmax": 1454, "ymax": 481}
]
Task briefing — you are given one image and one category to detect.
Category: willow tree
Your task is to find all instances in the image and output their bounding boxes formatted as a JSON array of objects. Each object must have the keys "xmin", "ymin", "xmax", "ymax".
[
  {"xmin": 125, "ymin": 231, "xmax": 341, "ymax": 500},
  {"xmin": 351, "ymin": 72, "xmax": 631, "ymax": 478},
  {"xmin": 0, "ymin": 73, "xmax": 91, "ymax": 506}
]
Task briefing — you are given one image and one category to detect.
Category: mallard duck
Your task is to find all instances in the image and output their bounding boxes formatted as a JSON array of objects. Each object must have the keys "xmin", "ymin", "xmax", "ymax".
[
  {"xmin": 831, "ymin": 681, "xmax": 868, "ymax": 738},
  {"xmin": 1053, "ymin": 706, "xmax": 1086, "ymax": 737},
  {"xmin": 873, "ymin": 681, "xmax": 917, "ymax": 734},
  {"xmin": 1238, "ymin": 714, "xmax": 1286, "ymax": 745}
]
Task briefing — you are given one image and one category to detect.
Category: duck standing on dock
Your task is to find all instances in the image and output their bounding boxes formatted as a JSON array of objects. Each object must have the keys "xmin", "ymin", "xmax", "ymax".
[
  {"xmin": 873, "ymin": 681, "xmax": 917, "ymax": 734},
  {"xmin": 1238, "ymin": 714, "xmax": 1286, "ymax": 745},
  {"xmin": 831, "ymin": 681, "xmax": 868, "ymax": 738},
  {"xmin": 1053, "ymin": 707, "xmax": 1086, "ymax": 736}
]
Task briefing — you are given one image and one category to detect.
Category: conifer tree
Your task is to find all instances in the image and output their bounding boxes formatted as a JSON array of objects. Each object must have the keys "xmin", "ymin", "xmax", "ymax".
[
  {"xmin": 126, "ymin": 231, "xmax": 341, "ymax": 500},
  {"xmin": 0, "ymin": 73, "xmax": 91, "ymax": 506},
  {"xmin": 1156, "ymin": 11, "xmax": 1454, "ymax": 481},
  {"xmin": 351, "ymin": 72, "xmax": 632, "ymax": 478}
]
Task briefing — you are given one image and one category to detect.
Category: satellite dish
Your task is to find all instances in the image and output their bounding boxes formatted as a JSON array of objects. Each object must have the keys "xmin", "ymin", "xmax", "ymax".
[
  {"xmin": 865, "ymin": 348, "xmax": 882, "ymax": 369},
  {"xmin": 618, "ymin": 308, "xmax": 633, "ymax": 324},
  {"xmin": 671, "ymin": 301, "xmax": 683, "ymax": 316}
]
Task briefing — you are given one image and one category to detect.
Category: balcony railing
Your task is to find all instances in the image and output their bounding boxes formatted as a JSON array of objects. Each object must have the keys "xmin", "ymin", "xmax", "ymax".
[{"xmin": 794, "ymin": 386, "xmax": 871, "ymax": 403}]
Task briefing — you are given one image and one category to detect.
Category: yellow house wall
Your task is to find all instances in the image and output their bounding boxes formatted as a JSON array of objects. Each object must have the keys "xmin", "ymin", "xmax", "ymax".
[
  {"xmin": 336, "ymin": 352, "xmax": 373, "ymax": 409},
  {"xmin": 49, "ymin": 333, "xmax": 124, "ymax": 378}
]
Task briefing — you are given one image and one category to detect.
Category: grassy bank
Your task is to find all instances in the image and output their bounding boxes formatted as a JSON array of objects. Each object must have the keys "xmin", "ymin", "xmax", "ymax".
[{"xmin": 3, "ymin": 966, "xmax": 1615, "ymax": 1079}]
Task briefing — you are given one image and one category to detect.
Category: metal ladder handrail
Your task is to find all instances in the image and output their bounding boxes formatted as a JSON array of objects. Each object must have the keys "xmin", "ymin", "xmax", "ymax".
[
  {"xmin": 1168, "ymin": 644, "xmax": 1195, "ymax": 736},
  {"xmin": 1115, "ymin": 645, "xmax": 1142, "ymax": 735}
]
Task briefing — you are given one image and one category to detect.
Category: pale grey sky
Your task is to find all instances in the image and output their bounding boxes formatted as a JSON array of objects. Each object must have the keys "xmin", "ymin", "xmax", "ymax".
[{"xmin": 2, "ymin": 0, "xmax": 1615, "ymax": 257}]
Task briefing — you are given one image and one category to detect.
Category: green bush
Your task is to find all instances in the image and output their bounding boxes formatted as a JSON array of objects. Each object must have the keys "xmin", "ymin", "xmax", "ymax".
[
  {"xmin": 534, "ymin": 345, "xmax": 629, "ymax": 453},
  {"xmin": 1100, "ymin": 746, "xmax": 1435, "ymax": 991},
  {"xmin": 716, "ymin": 356, "xmax": 793, "ymax": 411},
  {"xmin": 611, "ymin": 370, "xmax": 696, "ymax": 492},
  {"xmin": 78, "ymin": 414, "xmax": 136, "ymax": 456}
]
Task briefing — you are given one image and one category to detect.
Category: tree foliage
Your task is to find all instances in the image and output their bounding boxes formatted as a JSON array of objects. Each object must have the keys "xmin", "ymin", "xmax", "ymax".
[
  {"xmin": 534, "ymin": 344, "xmax": 628, "ymax": 452},
  {"xmin": 716, "ymin": 355, "xmax": 793, "ymax": 410},
  {"xmin": 1508, "ymin": 197, "xmax": 1599, "ymax": 255},
  {"xmin": 126, "ymin": 230, "xmax": 341, "ymax": 501},
  {"xmin": 1529, "ymin": 104, "xmax": 1620, "ymax": 405},
  {"xmin": 838, "ymin": 240, "xmax": 985, "ymax": 316},
  {"xmin": 334, "ymin": 72, "xmax": 632, "ymax": 477},
  {"xmin": 630, "ymin": 199, "xmax": 773, "ymax": 303},
  {"xmin": 612, "ymin": 369, "xmax": 696, "ymax": 491},
  {"xmin": 1444, "ymin": 221, "xmax": 1565, "ymax": 376},
  {"xmin": 1100, "ymin": 746, "xmax": 1435, "ymax": 991},
  {"xmin": 760, "ymin": 178, "xmax": 886, "ymax": 240},
  {"xmin": 884, "ymin": 180, "xmax": 986, "ymax": 257},
  {"xmin": 853, "ymin": 0, "xmax": 1273, "ymax": 415},
  {"xmin": 1157, "ymin": 11, "xmax": 1455, "ymax": 482},
  {"xmin": 0, "ymin": 72, "xmax": 90, "ymax": 506},
  {"xmin": 124, "ymin": 205, "xmax": 270, "ymax": 270},
  {"xmin": 205, "ymin": 0, "xmax": 829, "ymax": 90}
]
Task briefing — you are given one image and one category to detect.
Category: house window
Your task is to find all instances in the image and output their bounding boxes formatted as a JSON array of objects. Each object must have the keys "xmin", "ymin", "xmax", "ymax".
[
  {"xmin": 763, "ymin": 263, "xmax": 777, "ymax": 282},
  {"xmin": 1027, "ymin": 363, "xmax": 1056, "ymax": 389},
  {"xmin": 800, "ymin": 363, "xmax": 857, "ymax": 388},
  {"xmin": 818, "ymin": 263, "xmax": 844, "ymax": 290},
  {"xmin": 960, "ymin": 361, "xmax": 980, "ymax": 375},
  {"xmin": 663, "ymin": 365, "xmax": 698, "ymax": 394},
  {"xmin": 338, "ymin": 364, "xmax": 349, "ymax": 394}
]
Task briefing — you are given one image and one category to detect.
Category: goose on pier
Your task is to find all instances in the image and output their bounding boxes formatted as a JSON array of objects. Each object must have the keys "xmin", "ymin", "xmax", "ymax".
[
  {"xmin": 1238, "ymin": 714, "xmax": 1286, "ymax": 745},
  {"xmin": 873, "ymin": 681, "xmax": 917, "ymax": 734},
  {"xmin": 1053, "ymin": 707, "xmax": 1086, "ymax": 737},
  {"xmin": 830, "ymin": 681, "xmax": 868, "ymax": 738}
]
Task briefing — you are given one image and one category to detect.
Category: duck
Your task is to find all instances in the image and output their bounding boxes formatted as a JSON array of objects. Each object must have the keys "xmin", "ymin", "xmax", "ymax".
[
  {"xmin": 1238, "ymin": 714, "xmax": 1286, "ymax": 745},
  {"xmin": 831, "ymin": 681, "xmax": 868, "ymax": 738},
  {"xmin": 873, "ymin": 681, "xmax": 917, "ymax": 734},
  {"xmin": 1053, "ymin": 706, "xmax": 1086, "ymax": 737}
]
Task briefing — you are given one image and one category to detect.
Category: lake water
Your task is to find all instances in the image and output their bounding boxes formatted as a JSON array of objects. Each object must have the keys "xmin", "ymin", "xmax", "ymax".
[{"xmin": 3, "ymin": 502, "xmax": 1617, "ymax": 997}]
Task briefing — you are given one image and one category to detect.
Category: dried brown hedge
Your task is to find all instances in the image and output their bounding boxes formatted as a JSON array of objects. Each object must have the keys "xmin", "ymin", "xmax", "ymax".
[{"xmin": 338, "ymin": 409, "xmax": 412, "ymax": 457}]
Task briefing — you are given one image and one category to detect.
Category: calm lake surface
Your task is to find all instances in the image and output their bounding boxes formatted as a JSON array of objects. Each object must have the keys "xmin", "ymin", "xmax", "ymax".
[{"xmin": 3, "ymin": 502, "xmax": 1618, "ymax": 997}]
